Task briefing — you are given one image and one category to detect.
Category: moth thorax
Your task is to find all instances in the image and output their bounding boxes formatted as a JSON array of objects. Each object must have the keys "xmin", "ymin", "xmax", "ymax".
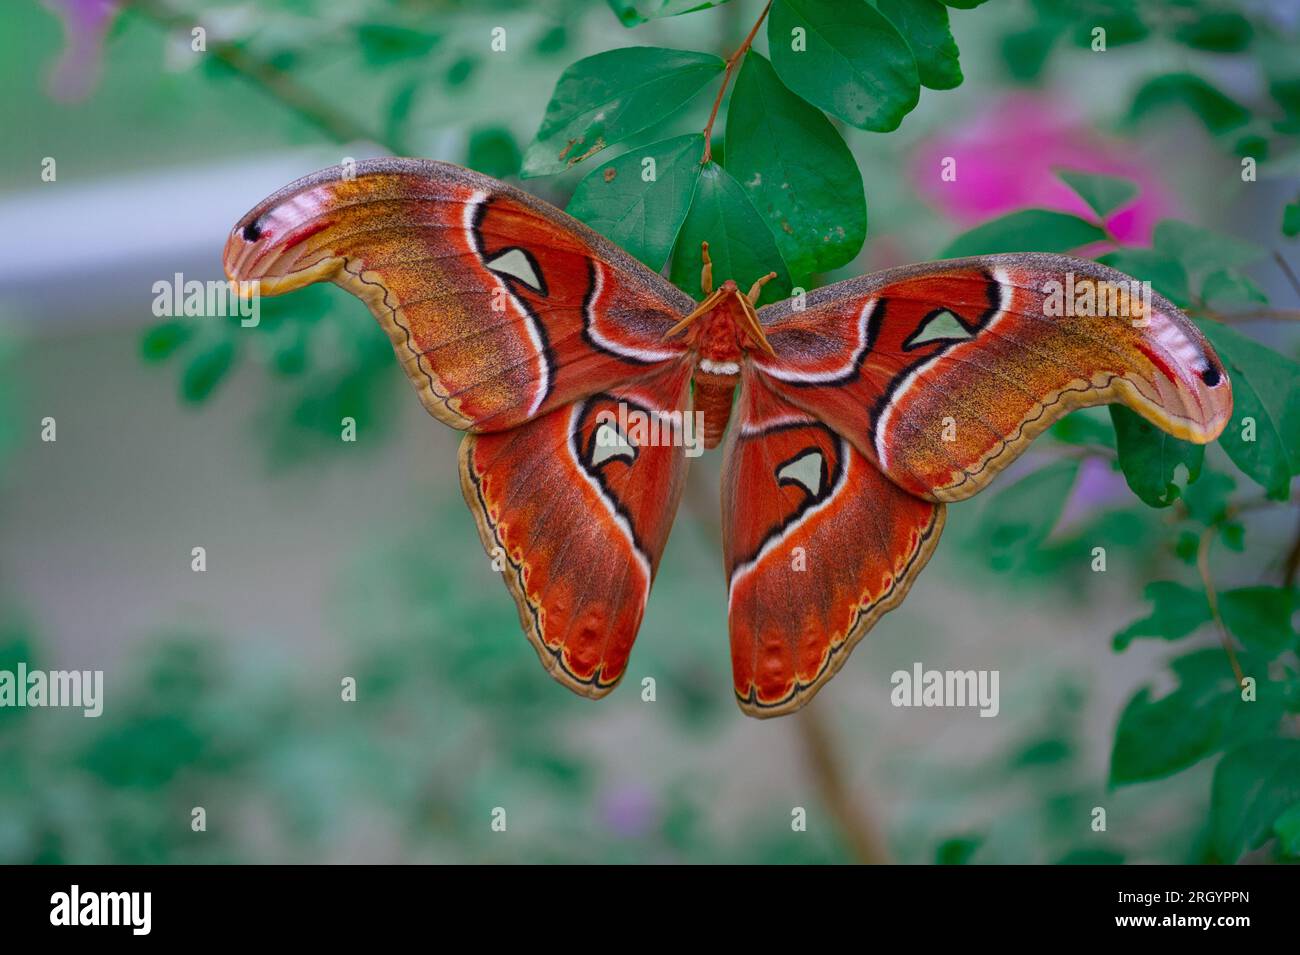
[{"xmin": 693, "ymin": 369, "xmax": 738, "ymax": 449}]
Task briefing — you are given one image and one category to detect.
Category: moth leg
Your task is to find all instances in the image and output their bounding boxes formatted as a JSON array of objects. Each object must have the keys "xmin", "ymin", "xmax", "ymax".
[
  {"xmin": 746, "ymin": 270, "xmax": 778, "ymax": 305},
  {"xmin": 700, "ymin": 241, "xmax": 714, "ymax": 296}
]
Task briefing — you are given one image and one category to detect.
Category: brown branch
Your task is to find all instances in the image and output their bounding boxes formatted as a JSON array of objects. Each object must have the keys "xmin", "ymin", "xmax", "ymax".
[
  {"xmin": 130, "ymin": 0, "xmax": 395, "ymax": 151},
  {"xmin": 1283, "ymin": 512, "xmax": 1300, "ymax": 589},
  {"xmin": 680, "ymin": 466, "xmax": 889, "ymax": 863},
  {"xmin": 797, "ymin": 706, "xmax": 892, "ymax": 864},
  {"xmin": 700, "ymin": 0, "xmax": 772, "ymax": 165},
  {"xmin": 1197, "ymin": 525, "xmax": 1246, "ymax": 686},
  {"xmin": 1274, "ymin": 250, "xmax": 1300, "ymax": 300}
]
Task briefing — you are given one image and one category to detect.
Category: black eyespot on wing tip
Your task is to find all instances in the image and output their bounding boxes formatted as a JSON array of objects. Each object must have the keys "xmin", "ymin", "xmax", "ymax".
[
  {"xmin": 1201, "ymin": 365, "xmax": 1221, "ymax": 387},
  {"xmin": 241, "ymin": 219, "xmax": 263, "ymax": 242}
]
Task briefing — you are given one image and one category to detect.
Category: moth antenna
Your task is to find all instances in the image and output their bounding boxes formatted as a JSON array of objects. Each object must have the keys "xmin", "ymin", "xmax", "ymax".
[
  {"xmin": 746, "ymin": 271, "xmax": 778, "ymax": 305},
  {"xmin": 700, "ymin": 241, "xmax": 714, "ymax": 296},
  {"xmin": 661, "ymin": 287, "xmax": 726, "ymax": 342},
  {"xmin": 738, "ymin": 293, "xmax": 777, "ymax": 358}
]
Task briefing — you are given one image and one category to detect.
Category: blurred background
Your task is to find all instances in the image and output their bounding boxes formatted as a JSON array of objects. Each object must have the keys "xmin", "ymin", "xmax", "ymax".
[{"xmin": 0, "ymin": 0, "xmax": 1296, "ymax": 864}]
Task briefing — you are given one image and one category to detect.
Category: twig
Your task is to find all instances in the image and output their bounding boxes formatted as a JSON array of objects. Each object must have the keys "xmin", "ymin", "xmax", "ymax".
[
  {"xmin": 1283, "ymin": 513, "xmax": 1300, "ymax": 589},
  {"xmin": 1197, "ymin": 525, "xmax": 1246, "ymax": 686},
  {"xmin": 1274, "ymin": 250, "xmax": 1300, "ymax": 300},
  {"xmin": 130, "ymin": 0, "xmax": 396, "ymax": 151},
  {"xmin": 797, "ymin": 706, "xmax": 892, "ymax": 864},
  {"xmin": 700, "ymin": 1, "xmax": 772, "ymax": 165}
]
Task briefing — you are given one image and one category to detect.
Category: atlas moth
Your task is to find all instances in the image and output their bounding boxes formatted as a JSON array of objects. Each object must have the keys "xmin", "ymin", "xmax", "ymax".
[{"xmin": 225, "ymin": 159, "xmax": 1231, "ymax": 718}]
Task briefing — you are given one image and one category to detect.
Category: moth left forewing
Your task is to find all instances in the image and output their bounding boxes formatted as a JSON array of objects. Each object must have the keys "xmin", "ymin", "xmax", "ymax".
[
  {"xmin": 752, "ymin": 253, "xmax": 1232, "ymax": 502},
  {"xmin": 225, "ymin": 158, "xmax": 693, "ymax": 435}
]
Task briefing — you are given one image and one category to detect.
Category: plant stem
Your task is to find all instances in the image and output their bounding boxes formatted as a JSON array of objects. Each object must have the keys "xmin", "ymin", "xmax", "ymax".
[
  {"xmin": 797, "ymin": 706, "xmax": 893, "ymax": 864},
  {"xmin": 701, "ymin": 1, "xmax": 772, "ymax": 165},
  {"xmin": 1274, "ymin": 251, "xmax": 1300, "ymax": 300},
  {"xmin": 1282, "ymin": 513, "xmax": 1300, "ymax": 589},
  {"xmin": 1197, "ymin": 524, "xmax": 1246, "ymax": 686}
]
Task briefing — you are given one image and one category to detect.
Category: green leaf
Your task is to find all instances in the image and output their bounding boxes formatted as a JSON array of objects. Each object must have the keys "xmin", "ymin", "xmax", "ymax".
[
  {"xmin": 141, "ymin": 321, "xmax": 194, "ymax": 363},
  {"xmin": 1000, "ymin": 26, "xmax": 1056, "ymax": 84},
  {"xmin": 1153, "ymin": 220, "xmax": 1264, "ymax": 280},
  {"xmin": 181, "ymin": 340, "xmax": 236, "ymax": 404},
  {"xmin": 466, "ymin": 127, "xmax": 522, "ymax": 180},
  {"xmin": 384, "ymin": 79, "xmax": 420, "ymax": 154},
  {"xmin": 1094, "ymin": 247, "xmax": 1191, "ymax": 307},
  {"xmin": 935, "ymin": 836, "xmax": 981, "ymax": 865},
  {"xmin": 1050, "ymin": 408, "xmax": 1115, "ymax": 448},
  {"xmin": 1197, "ymin": 320, "xmax": 1300, "ymax": 499},
  {"xmin": 1181, "ymin": 469, "xmax": 1235, "ymax": 526},
  {"xmin": 1129, "ymin": 74, "xmax": 1252, "ymax": 136},
  {"xmin": 1211, "ymin": 739, "xmax": 1300, "ymax": 861},
  {"xmin": 522, "ymin": 48, "xmax": 724, "ymax": 178},
  {"xmin": 977, "ymin": 460, "xmax": 1078, "ymax": 573},
  {"xmin": 605, "ymin": 0, "xmax": 732, "ymax": 26},
  {"xmin": 1219, "ymin": 587, "xmax": 1298, "ymax": 655},
  {"xmin": 935, "ymin": 0, "xmax": 987, "ymax": 7},
  {"xmin": 1201, "ymin": 270, "xmax": 1267, "ymax": 309},
  {"xmin": 1113, "ymin": 581, "xmax": 1209, "ymax": 650},
  {"xmin": 724, "ymin": 52, "xmax": 866, "ymax": 280},
  {"xmin": 1057, "ymin": 169, "xmax": 1139, "ymax": 219},
  {"xmin": 534, "ymin": 24, "xmax": 568, "ymax": 56},
  {"xmin": 670, "ymin": 162, "xmax": 792, "ymax": 305},
  {"xmin": 1274, "ymin": 802, "xmax": 1300, "ymax": 858},
  {"xmin": 1111, "ymin": 649, "xmax": 1281, "ymax": 786},
  {"xmin": 567, "ymin": 134, "xmax": 705, "ymax": 272},
  {"xmin": 356, "ymin": 24, "xmax": 440, "ymax": 66},
  {"xmin": 1171, "ymin": 12, "xmax": 1253, "ymax": 53},
  {"xmin": 1109, "ymin": 405, "xmax": 1203, "ymax": 508},
  {"xmin": 443, "ymin": 55, "xmax": 477, "ymax": 88},
  {"xmin": 1272, "ymin": 79, "xmax": 1300, "ymax": 135},
  {"xmin": 1282, "ymin": 201, "xmax": 1300, "ymax": 238},
  {"xmin": 941, "ymin": 209, "xmax": 1106, "ymax": 258},
  {"xmin": 874, "ymin": 0, "xmax": 962, "ymax": 91},
  {"xmin": 768, "ymin": 0, "xmax": 920, "ymax": 132}
]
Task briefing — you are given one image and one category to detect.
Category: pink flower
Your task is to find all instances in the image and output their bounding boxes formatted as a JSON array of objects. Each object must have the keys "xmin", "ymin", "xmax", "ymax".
[
  {"xmin": 599, "ymin": 783, "xmax": 658, "ymax": 839},
  {"xmin": 911, "ymin": 92, "xmax": 1179, "ymax": 245},
  {"xmin": 42, "ymin": 0, "xmax": 119, "ymax": 103}
]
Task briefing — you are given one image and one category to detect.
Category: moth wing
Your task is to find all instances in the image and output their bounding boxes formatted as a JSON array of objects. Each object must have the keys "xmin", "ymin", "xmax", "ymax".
[
  {"xmin": 723, "ymin": 369, "xmax": 944, "ymax": 717},
  {"xmin": 753, "ymin": 254, "xmax": 1232, "ymax": 502},
  {"xmin": 460, "ymin": 362, "xmax": 693, "ymax": 696},
  {"xmin": 225, "ymin": 158, "xmax": 692, "ymax": 433}
]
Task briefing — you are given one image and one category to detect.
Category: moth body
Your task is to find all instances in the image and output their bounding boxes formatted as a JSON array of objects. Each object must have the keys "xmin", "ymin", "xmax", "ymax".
[{"xmin": 688, "ymin": 281, "xmax": 750, "ymax": 449}]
